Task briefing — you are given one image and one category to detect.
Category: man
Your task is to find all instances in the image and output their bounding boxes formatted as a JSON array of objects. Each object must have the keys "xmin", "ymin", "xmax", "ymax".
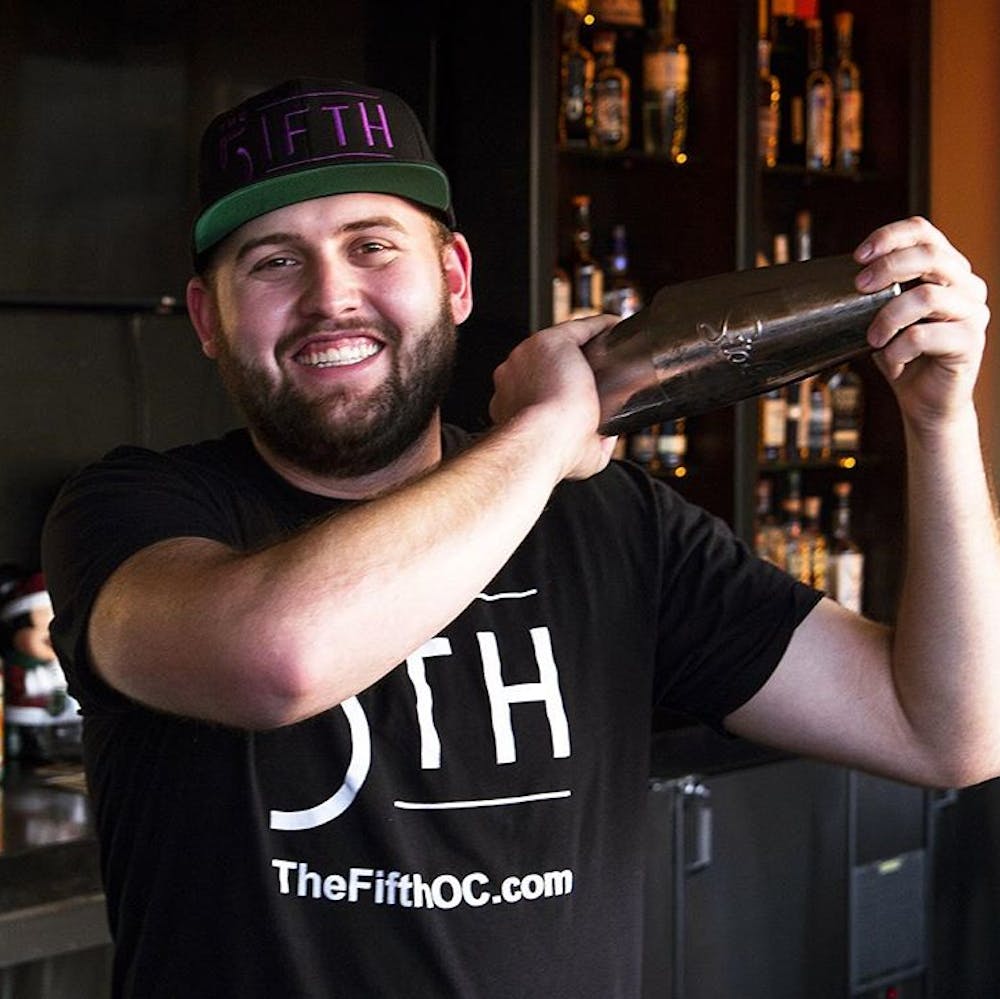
[{"xmin": 42, "ymin": 78, "xmax": 998, "ymax": 998}]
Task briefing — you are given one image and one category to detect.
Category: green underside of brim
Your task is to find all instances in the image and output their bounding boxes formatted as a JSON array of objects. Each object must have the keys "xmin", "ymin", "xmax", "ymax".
[{"xmin": 194, "ymin": 161, "xmax": 452, "ymax": 254}]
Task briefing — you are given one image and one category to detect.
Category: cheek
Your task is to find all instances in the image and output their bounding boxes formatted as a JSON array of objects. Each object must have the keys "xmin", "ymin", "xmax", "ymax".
[
  {"xmin": 378, "ymin": 267, "xmax": 447, "ymax": 324},
  {"xmin": 221, "ymin": 295, "xmax": 295, "ymax": 359}
]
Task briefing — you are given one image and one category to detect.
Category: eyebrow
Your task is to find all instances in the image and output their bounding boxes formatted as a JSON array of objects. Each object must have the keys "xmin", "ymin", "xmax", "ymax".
[{"xmin": 233, "ymin": 216, "xmax": 409, "ymax": 265}]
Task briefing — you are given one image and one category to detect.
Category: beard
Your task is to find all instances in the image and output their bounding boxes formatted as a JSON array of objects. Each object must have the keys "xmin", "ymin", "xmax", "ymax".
[{"xmin": 214, "ymin": 287, "xmax": 457, "ymax": 479}]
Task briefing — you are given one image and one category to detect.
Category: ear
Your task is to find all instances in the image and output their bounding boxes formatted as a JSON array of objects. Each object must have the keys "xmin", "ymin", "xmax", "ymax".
[
  {"xmin": 186, "ymin": 276, "xmax": 221, "ymax": 359},
  {"xmin": 442, "ymin": 232, "xmax": 474, "ymax": 326}
]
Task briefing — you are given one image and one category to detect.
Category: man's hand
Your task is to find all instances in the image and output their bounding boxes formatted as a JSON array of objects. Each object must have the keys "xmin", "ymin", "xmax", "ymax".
[
  {"xmin": 855, "ymin": 216, "xmax": 990, "ymax": 434},
  {"xmin": 489, "ymin": 313, "xmax": 621, "ymax": 481}
]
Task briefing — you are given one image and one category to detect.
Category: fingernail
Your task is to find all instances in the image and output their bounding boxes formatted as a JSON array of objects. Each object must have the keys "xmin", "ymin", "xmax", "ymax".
[
  {"xmin": 856, "ymin": 269, "xmax": 875, "ymax": 290},
  {"xmin": 856, "ymin": 242, "xmax": 874, "ymax": 262}
]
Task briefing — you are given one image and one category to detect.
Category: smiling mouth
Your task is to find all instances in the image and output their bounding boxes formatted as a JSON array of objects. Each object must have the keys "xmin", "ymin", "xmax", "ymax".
[{"xmin": 296, "ymin": 339, "xmax": 382, "ymax": 368}]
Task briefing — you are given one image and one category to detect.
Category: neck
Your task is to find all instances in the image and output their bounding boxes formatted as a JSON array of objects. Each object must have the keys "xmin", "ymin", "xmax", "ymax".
[{"xmin": 250, "ymin": 413, "xmax": 445, "ymax": 500}]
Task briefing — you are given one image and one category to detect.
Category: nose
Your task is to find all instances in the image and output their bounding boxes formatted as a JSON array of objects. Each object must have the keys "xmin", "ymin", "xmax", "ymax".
[{"xmin": 299, "ymin": 251, "xmax": 362, "ymax": 318}]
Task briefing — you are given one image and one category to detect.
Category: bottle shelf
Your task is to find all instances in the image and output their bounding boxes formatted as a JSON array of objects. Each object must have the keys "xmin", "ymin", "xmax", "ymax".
[
  {"xmin": 761, "ymin": 163, "xmax": 881, "ymax": 185},
  {"xmin": 540, "ymin": 0, "xmax": 925, "ymax": 624},
  {"xmin": 557, "ymin": 144, "xmax": 693, "ymax": 168},
  {"xmin": 758, "ymin": 455, "xmax": 863, "ymax": 473}
]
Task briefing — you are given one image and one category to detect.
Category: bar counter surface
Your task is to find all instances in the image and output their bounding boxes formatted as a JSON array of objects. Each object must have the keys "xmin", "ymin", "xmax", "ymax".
[{"xmin": 0, "ymin": 761, "xmax": 110, "ymax": 969}]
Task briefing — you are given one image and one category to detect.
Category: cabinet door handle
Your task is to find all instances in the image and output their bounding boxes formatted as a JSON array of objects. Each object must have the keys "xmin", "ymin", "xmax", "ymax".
[
  {"xmin": 930, "ymin": 787, "xmax": 959, "ymax": 810},
  {"xmin": 680, "ymin": 777, "xmax": 713, "ymax": 874}
]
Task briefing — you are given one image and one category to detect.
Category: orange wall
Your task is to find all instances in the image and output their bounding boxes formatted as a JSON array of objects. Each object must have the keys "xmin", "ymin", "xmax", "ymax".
[{"xmin": 931, "ymin": 0, "xmax": 1000, "ymax": 485}]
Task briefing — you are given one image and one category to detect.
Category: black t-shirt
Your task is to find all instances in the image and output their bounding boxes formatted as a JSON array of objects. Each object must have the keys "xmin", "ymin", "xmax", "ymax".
[{"xmin": 42, "ymin": 427, "xmax": 820, "ymax": 999}]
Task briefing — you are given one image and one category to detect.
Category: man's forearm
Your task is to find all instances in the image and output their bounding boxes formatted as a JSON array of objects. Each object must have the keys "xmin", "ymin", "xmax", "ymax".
[
  {"xmin": 892, "ymin": 406, "xmax": 1000, "ymax": 784},
  {"xmin": 91, "ymin": 411, "xmax": 576, "ymax": 728}
]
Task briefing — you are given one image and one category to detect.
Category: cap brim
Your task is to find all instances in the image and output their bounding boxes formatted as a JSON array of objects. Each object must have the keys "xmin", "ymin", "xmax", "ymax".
[{"xmin": 194, "ymin": 161, "xmax": 453, "ymax": 255}]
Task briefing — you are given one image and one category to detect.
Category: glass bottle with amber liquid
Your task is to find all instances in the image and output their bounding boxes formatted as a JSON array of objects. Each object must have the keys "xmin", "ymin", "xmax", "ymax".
[
  {"xmin": 782, "ymin": 470, "xmax": 811, "ymax": 585},
  {"xmin": 769, "ymin": 0, "xmax": 807, "ymax": 166},
  {"xmin": 833, "ymin": 10, "xmax": 863, "ymax": 172},
  {"xmin": 642, "ymin": 0, "xmax": 689, "ymax": 162},
  {"xmin": 591, "ymin": 29, "xmax": 631, "ymax": 152},
  {"xmin": 758, "ymin": 36, "xmax": 781, "ymax": 169},
  {"xmin": 756, "ymin": 0, "xmax": 780, "ymax": 169},
  {"xmin": 558, "ymin": 8, "xmax": 595, "ymax": 148},
  {"xmin": 827, "ymin": 362, "xmax": 864, "ymax": 460},
  {"xmin": 759, "ymin": 387, "xmax": 788, "ymax": 462},
  {"xmin": 805, "ymin": 18, "xmax": 833, "ymax": 170},
  {"xmin": 803, "ymin": 494, "xmax": 828, "ymax": 590}
]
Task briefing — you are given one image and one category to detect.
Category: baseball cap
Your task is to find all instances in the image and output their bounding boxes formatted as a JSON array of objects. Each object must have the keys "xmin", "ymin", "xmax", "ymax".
[{"xmin": 193, "ymin": 78, "xmax": 455, "ymax": 261}]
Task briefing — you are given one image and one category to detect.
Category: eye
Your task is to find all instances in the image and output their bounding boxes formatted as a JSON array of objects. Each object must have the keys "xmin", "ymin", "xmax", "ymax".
[
  {"xmin": 350, "ymin": 238, "xmax": 402, "ymax": 265},
  {"xmin": 250, "ymin": 254, "xmax": 299, "ymax": 272}
]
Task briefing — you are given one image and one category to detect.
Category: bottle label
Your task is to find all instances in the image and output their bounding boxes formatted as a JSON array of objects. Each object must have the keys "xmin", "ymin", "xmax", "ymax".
[
  {"xmin": 790, "ymin": 96, "xmax": 805, "ymax": 147},
  {"xmin": 760, "ymin": 397, "xmax": 787, "ymax": 449},
  {"xmin": 594, "ymin": 89, "xmax": 628, "ymax": 146},
  {"xmin": 644, "ymin": 50, "xmax": 689, "ymax": 91},
  {"xmin": 629, "ymin": 430, "xmax": 657, "ymax": 464},
  {"xmin": 657, "ymin": 429, "xmax": 687, "ymax": 465},
  {"xmin": 564, "ymin": 57, "xmax": 590, "ymax": 132},
  {"xmin": 806, "ymin": 83, "xmax": 834, "ymax": 165},
  {"xmin": 590, "ymin": 0, "xmax": 643, "ymax": 26},
  {"xmin": 831, "ymin": 382, "xmax": 862, "ymax": 451},
  {"xmin": 758, "ymin": 105, "xmax": 779, "ymax": 157},
  {"xmin": 838, "ymin": 91, "xmax": 863, "ymax": 154}
]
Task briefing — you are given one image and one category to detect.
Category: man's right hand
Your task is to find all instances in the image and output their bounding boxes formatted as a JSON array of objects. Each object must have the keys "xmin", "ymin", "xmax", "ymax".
[{"xmin": 488, "ymin": 314, "xmax": 621, "ymax": 482}]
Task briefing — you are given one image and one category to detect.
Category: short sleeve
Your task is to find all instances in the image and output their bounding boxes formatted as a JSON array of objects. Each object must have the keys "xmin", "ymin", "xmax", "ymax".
[
  {"xmin": 41, "ymin": 447, "xmax": 239, "ymax": 713},
  {"xmin": 650, "ymin": 481, "xmax": 822, "ymax": 729}
]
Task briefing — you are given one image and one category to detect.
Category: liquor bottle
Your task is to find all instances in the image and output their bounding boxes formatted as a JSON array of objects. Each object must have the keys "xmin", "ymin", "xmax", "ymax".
[
  {"xmin": 583, "ymin": 253, "xmax": 911, "ymax": 435},
  {"xmin": 785, "ymin": 379, "xmax": 808, "ymax": 459},
  {"xmin": 569, "ymin": 194, "xmax": 605, "ymax": 319},
  {"xmin": 833, "ymin": 10, "xmax": 863, "ymax": 172},
  {"xmin": 802, "ymin": 494, "xmax": 828, "ymax": 590},
  {"xmin": 769, "ymin": 0, "xmax": 807, "ymax": 166},
  {"xmin": 603, "ymin": 223, "xmax": 643, "ymax": 318},
  {"xmin": 628, "ymin": 424, "xmax": 658, "ymax": 467},
  {"xmin": 794, "ymin": 208, "xmax": 812, "ymax": 262},
  {"xmin": 782, "ymin": 470, "xmax": 811, "ymax": 584},
  {"xmin": 757, "ymin": 36, "xmax": 781, "ymax": 169},
  {"xmin": 759, "ymin": 387, "xmax": 788, "ymax": 462},
  {"xmin": 590, "ymin": 0, "xmax": 644, "ymax": 29},
  {"xmin": 558, "ymin": 8, "xmax": 595, "ymax": 148},
  {"xmin": 642, "ymin": 0, "xmax": 689, "ymax": 163},
  {"xmin": 754, "ymin": 477, "xmax": 786, "ymax": 568},
  {"xmin": 553, "ymin": 265, "xmax": 572, "ymax": 324},
  {"xmin": 828, "ymin": 480, "xmax": 864, "ymax": 611},
  {"xmin": 826, "ymin": 362, "xmax": 864, "ymax": 459},
  {"xmin": 591, "ymin": 30, "xmax": 632, "ymax": 152},
  {"xmin": 804, "ymin": 18, "xmax": 833, "ymax": 170},
  {"xmin": 773, "ymin": 232, "xmax": 790, "ymax": 266},
  {"xmin": 806, "ymin": 374, "xmax": 832, "ymax": 459},
  {"xmin": 656, "ymin": 418, "xmax": 687, "ymax": 475}
]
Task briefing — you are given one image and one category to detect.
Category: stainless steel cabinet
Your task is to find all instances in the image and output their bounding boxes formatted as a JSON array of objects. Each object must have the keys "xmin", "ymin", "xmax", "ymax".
[{"xmin": 642, "ymin": 757, "xmax": 936, "ymax": 998}]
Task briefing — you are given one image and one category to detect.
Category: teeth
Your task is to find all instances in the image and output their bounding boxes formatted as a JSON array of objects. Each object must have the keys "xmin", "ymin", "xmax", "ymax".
[{"xmin": 298, "ymin": 341, "xmax": 380, "ymax": 367}]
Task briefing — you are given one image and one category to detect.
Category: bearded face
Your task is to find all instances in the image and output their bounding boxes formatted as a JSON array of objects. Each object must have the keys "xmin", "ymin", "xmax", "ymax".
[{"xmin": 213, "ymin": 281, "xmax": 457, "ymax": 479}]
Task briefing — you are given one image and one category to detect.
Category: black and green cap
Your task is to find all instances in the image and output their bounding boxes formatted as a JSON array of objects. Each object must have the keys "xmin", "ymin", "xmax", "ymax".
[{"xmin": 193, "ymin": 78, "xmax": 454, "ymax": 261}]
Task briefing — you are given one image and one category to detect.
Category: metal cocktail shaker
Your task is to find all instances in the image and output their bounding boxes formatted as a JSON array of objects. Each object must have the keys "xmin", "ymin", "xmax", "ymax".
[{"xmin": 583, "ymin": 254, "xmax": 905, "ymax": 436}]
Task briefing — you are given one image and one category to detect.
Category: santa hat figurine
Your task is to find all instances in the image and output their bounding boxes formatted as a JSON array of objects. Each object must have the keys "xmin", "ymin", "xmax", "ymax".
[{"xmin": 1, "ymin": 570, "xmax": 82, "ymax": 763}]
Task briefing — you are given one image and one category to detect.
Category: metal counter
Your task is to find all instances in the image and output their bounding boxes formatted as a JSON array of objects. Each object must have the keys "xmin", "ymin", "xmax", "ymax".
[{"xmin": 0, "ymin": 762, "xmax": 109, "ymax": 970}]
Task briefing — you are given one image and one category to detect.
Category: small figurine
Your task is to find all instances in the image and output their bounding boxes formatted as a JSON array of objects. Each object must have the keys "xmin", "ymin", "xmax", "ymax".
[{"xmin": 0, "ymin": 570, "xmax": 82, "ymax": 762}]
